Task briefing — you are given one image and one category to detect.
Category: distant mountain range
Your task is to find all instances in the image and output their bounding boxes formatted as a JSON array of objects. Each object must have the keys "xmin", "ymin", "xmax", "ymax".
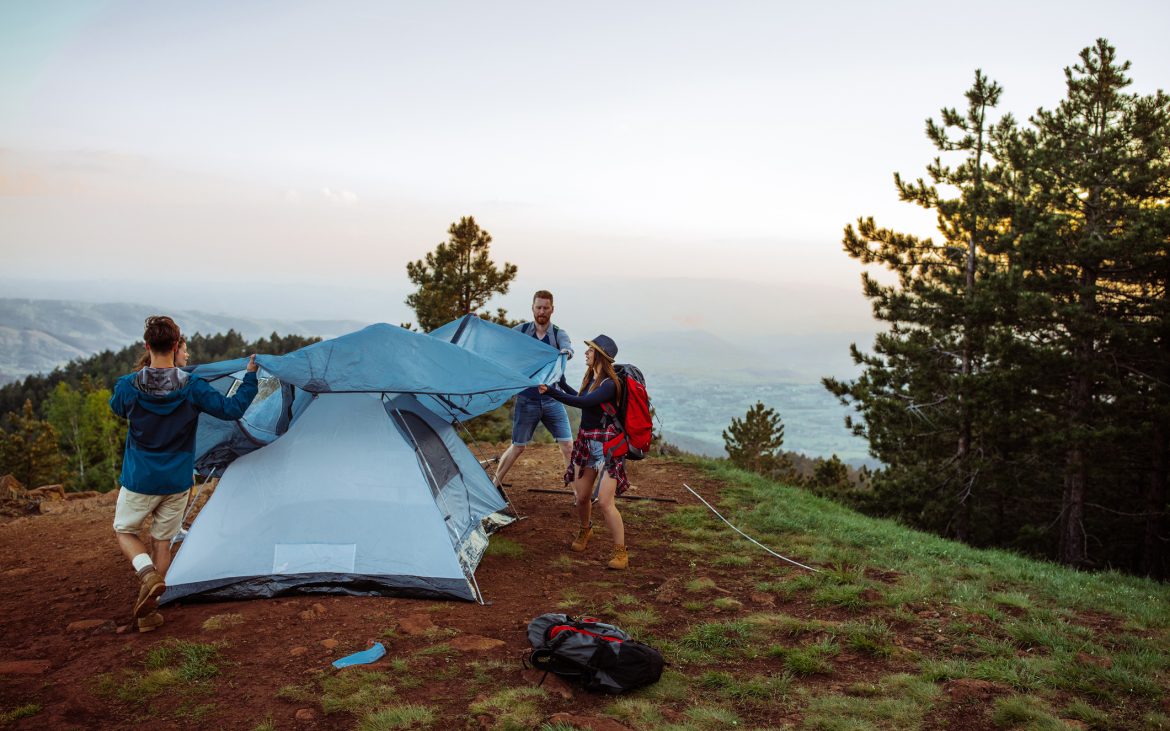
[
  {"xmin": 0, "ymin": 299, "xmax": 365, "ymax": 384},
  {"xmin": 0, "ymin": 296, "xmax": 862, "ymax": 390}
]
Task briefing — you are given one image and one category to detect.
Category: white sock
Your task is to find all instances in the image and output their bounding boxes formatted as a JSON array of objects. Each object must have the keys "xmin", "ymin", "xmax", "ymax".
[{"xmin": 131, "ymin": 553, "xmax": 154, "ymax": 573}]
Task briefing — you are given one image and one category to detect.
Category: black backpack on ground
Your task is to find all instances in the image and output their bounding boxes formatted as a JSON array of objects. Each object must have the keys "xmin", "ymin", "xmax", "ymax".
[{"xmin": 526, "ymin": 613, "xmax": 664, "ymax": 694}]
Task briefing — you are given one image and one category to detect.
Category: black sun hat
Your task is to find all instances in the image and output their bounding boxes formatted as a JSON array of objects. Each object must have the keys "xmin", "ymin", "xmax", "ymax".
[{"xmin": 584, "ymin": 334, "xmax": 618, "ymax": 362}]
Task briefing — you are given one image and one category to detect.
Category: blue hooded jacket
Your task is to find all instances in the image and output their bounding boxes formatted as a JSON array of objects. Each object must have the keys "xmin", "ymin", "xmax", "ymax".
[{"xmin": 110, "ymin": 368, "xmax": 259, "ymax": 495}]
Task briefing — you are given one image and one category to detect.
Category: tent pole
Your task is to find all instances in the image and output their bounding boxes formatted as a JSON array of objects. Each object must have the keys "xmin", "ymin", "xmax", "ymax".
[
  {"xmin": 469, "ymin": 570, "xmax": 486, "ymax": 606},
  {"xmin": 438, "ymin": 396, "xmax": 526, "ymax": 521}
]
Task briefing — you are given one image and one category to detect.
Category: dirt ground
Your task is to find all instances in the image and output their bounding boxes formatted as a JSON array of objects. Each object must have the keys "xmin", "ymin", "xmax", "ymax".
[{"xmin": 0, "ymin": 445, "xmax": 995, "ymax": 730}]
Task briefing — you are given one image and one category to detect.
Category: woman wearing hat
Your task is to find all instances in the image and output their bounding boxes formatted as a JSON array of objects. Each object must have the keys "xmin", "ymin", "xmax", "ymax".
[{"xmin": 539, "ymin": 334, "xmax": 630, "ymax": 570}]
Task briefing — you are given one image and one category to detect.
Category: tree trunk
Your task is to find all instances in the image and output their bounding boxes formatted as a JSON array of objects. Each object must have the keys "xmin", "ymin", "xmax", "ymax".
[
  {"xmin": 1060, "ymin": 268, "xmax": 1096, "ymax": 567},
  {"xmin": 1142, "ymin": 420, "xmax": 1168, "ymax": 578}
]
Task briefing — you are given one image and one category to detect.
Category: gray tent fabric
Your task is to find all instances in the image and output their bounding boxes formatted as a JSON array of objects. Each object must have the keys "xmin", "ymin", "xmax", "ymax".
[{"xmin": 161, "ymin": 392, "xmax": 511, "ymax": 604}]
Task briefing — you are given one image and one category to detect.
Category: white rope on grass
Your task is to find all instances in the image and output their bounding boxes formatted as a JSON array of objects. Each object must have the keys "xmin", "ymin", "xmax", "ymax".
[{"xmin": 683, "ymin": 483, "xmax": 821, "ymax": 573}]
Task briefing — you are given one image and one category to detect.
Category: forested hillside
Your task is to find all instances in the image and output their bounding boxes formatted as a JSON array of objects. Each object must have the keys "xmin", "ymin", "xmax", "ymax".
[{"xmin": 0, "ymin": 331, "xmax": 318, "ymax": 493}]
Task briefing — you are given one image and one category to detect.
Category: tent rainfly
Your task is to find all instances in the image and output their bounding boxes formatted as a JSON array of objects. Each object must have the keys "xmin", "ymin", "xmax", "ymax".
[{"xmin": 160, "ymin": 322, "xmax": 559, "ymax": 605}]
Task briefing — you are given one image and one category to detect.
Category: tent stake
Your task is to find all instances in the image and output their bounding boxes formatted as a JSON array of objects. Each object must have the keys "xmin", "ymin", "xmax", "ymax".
[{"xmin": 526, "ymin": 488, "xmax": 678, "ymax": 503}]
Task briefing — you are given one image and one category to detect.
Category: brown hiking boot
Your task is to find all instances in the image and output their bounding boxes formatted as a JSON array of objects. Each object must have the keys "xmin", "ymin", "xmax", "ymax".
[
  {"xmin": 570, "ymin": 524, "xmax": 593, "ymax": 552},
  {"xmin": 607, "ymin": 544, "xmax": 629, "ymax": 570},
  {"xmin": 137, "ymin": 611, "xmax": 164, "ymax": 633},
  {"xmin": 133, "ymin": 570, "xmax": 166, "ymax": 618}
]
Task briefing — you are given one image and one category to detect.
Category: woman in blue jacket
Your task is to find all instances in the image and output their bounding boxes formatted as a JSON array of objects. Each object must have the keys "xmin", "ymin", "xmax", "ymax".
[{"xmin": 540, "ymin": 334, "xmax": 630, "ymax": 570}]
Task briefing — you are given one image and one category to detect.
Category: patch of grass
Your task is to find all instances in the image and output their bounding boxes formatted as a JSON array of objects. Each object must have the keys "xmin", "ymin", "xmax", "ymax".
[
  {"xmin": 745, "ymin": 611, "xmax": 833, "ymax": 639},
  {"xmin": 145, "ymin": 639, "xmax": 222, "ymax": 681},
  {"xmin": 556, "ymin": 589, "xmax": 586, "ymax": 609},
  {"xmin": 615, "ymin": 606, "xmax": 659, "ymax": 637},
  {"xmin": 0, "ymin": 704, "xmax": 41, "ymax": 723},
  {"xmin": 613, "ymin": 593, "xmax": 639, "ymax": 606},
  {"xmin": 201, "ymin": 613, "xmax": 245, "ymax": 631},
  {"xmin": 666, "ymin": 505, "xmax": 713, "ymax": 530},
  {"xmin": 485, "ymin": 537, "xmax": 524, "ymax": 559},
  {"xmin": 770, "ymin": 637, "xmax": 839, "ymax": 676},
  {"xmin": 605, "ymin": 697, "xmax": 666, "ymax": 728},
  {"xmin": 275, "ymin": 684, "xmax": 315, "ymax": 702},
  {"xmin": 93, "ymin": 669, "xmax": 179, "ymax": 703},
  {"xmin": 549, "ymin": 554, "xmax": 575, "ymax": 570},
  {"xmin": 712, "ymin": 597, "xmax": 743, "ymax": 611},
  {"xmin": 639, "ymin": 667, "xmax": 690, "ymax": 703},
  {"xmin": 679, "ymin": 620, "xmax": 752, "ymax": 658},
  {"xmin": 802, "ymin": 673, "xmax": 939, "ymax": 730},
  {"xmin": 250, "ymin": 718, "xmax": 276, "ymax": 731},
  {"xmin": 356, "ymin": 704, "xmax": 435, "ymax": 730},
  {"xmin": 1004, "ymin": 616, "xmax": 1092, "ymax": 653},
  {"xmin": 682, "ymin": 600, "xmax": 706, "ymax": 612},
  {"xmin": 172, "ymin": 701, "xmax": 216, "ymax": 723},
  {"xmin": 841, "ymin": 619, "xmax": 895, "ymax": 657},
  {"xmin": 921, "ymin": 657, "xmax": 1044, "ymax": 691},
  {"xmin": 992, "ymin": 591, "xmax": 1034, "ymax": 611},
  {"xmin": 713, "ymin": 553, "xmax": 753, "ymax": 567},
  {"xmin": 94, "ymin": 639, "xmax": 224, "ymax": 706},
  {"xmin": 469, "ymin": 660, "xmax": 512, "ymax": 687},
  {"xmin": 1063, "ymin": 699, "xmax": 1113, "ymax": 729},
  {"xmin": 320, "ymin": 670, "xmax": 396, "ymax": 715},
  {"xmin": 682, "ymin": 704, "xmax": 741, "ymax": 729},
  {"xmin": 971, "ymin": 636, "xmax": 1017, "ymax": 659},
  {"xmin": 412, "ymin": 643, "xmax": 456, "ymax": 659},
  {"xmin": 990, "ymin": 695, "xmax": 1065, "ymax": 729},
  {"xmin": 685, "ymin": 577, "xmax": 718, "ymax": 593},
  {"xmin": 1047, "ymin": 647, "xmax": 1167, "ymax": 701},
  {"xmin": 812, "ymin": 582, "xmax": 871, "ymax": 609},
  {"xmin": 699, "ymin": 670, "xmax": 792, "ymax": 703},
  {"xmin": 786, "ymin": 572, "xmax": 830, "ymax": 594},
  {"xmin": 467, "ymin": 687, "xmax": 546, "ymax": 730}
]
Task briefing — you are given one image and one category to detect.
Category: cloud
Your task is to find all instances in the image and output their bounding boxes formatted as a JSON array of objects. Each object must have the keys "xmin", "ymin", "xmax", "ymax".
[{"xmin": 320, "ymin": 187, "xmax": 358, "ymax": 205}]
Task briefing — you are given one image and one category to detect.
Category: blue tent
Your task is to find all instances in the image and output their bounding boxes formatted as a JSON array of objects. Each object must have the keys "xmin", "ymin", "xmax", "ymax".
[
  {"xmin": 188, "ymin": 322, "xmax": 543, "ymax": 475},
  {"xmin": 162, "ymin": 323, "xmax": 543, "ymax": 604},
  {"xmin": 430, "ymin": 315, "xmax": 567, "ymax": 386}
]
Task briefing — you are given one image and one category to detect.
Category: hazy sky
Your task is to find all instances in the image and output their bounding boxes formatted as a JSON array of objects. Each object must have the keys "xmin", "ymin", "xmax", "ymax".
[{"xmin": 1, "ymin": 1, "xmax": 1167, "ymax": 323}]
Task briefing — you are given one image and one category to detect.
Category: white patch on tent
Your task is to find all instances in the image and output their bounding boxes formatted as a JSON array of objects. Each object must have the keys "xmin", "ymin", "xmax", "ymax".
[
  {"xmin": 273, "ymin": 543, "xmax": 357, "ymax": 574},
  {"xmin": 457, "ymin": 510, "xmax": 517, "ymax": 575}
]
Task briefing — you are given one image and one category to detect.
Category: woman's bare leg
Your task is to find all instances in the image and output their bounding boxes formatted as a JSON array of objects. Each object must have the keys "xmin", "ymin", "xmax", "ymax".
[{"xmin": 595, "ymin": 474, "xmax": 624, "ymax": 546}]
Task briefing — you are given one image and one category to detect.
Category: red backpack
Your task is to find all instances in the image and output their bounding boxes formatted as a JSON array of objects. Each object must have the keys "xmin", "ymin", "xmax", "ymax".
[{"xmin": 602, "ymin": 364, "xmax": 653, "ymax": 461}]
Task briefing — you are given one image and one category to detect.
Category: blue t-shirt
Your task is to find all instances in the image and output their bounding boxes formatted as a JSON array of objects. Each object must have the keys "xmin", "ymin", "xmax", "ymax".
[{"xmin": 513, "ymin": 321, "xmax": 572, "ymax": 399}]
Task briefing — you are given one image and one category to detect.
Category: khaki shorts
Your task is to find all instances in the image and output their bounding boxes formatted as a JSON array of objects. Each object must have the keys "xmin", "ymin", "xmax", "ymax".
[{"xmin": 113, "ymin": 488, "xmax": 188, "ymax": 540}]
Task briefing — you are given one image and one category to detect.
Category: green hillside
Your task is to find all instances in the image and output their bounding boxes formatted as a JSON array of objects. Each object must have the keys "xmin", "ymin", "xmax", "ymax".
[{"xmin": 638, "ymin": 456, "xmax": 1170, "ymax": 730}]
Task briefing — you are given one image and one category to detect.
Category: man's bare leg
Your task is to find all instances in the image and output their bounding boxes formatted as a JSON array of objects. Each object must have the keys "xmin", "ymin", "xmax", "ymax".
[
  {"xmin": 151, "ymin": 538, "xmax": 173, "ymax": 578},
  {"xmin": 494, "ymin": 443, "xmax": 526, "ymax": 486},
  {"xmin": 558, "ymin": 440, "xmax": 573, "ymax": 472},
  {"xmin": 117, "ymin": 532, "xmax": 149, "ymax": 564}
]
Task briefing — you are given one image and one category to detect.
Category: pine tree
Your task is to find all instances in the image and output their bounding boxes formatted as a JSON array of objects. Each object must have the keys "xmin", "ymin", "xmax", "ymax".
[
  {"xmin": 1012, "ymin": 40, "xmax": 1170, "ymax": 566},
  {"xmin": 723, "ymin": 402, "xmax": 790, "ymax": 477},
  {"xmin": 808, "ymin": 455, "xmax": 852, "ymax": 500},
  {"xmin": 825, "ymin": 71, "xmax": 1013, "ymax": 541},
  {"xmin": 405, "ymin": 216, "xmax": 519, "ymax": 332}
]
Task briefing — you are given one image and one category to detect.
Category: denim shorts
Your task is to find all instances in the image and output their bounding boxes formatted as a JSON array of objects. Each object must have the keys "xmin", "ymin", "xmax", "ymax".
[
  {"xmin": 583, "ymin": 439, "xmax": 605, "ymax": 470},
  {"xmin": 512, "ymin": 394, "xmax": 572, "ymax": 444}
]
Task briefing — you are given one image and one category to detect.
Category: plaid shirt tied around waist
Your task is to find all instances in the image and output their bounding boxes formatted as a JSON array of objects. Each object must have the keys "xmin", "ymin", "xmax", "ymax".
[{"xmin": 564, "ymin": 425, "xmax": 629, "ymax": 495}]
